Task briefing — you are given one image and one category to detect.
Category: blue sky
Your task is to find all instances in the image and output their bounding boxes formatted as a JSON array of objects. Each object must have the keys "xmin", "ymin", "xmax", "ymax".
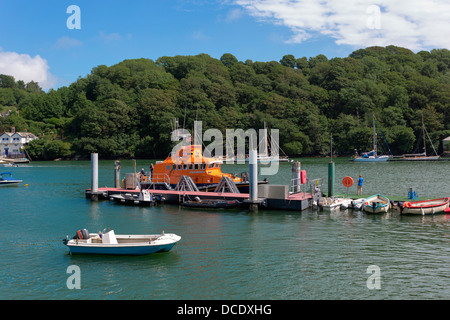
[{"xmin": 1, "ymin": 0, "xmax": 449, "ymax": 90}]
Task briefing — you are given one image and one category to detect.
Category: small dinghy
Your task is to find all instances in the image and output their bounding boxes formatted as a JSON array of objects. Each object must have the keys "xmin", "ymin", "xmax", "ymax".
[
  {"xmin": 318, "ymin": 197, "xmax": 352, "ymax": 211},
  {"xmin": 363, "ymin": 194, "xmax": 390, "ymax": 214},
  {"xmin": 0, "ymin": 172, "xmax": 22, "ymax": 186},
  {"xmin": 181, "ymin": 197, "xmax": 242, "ymax": 209},
  {"xmin": 351, "ymin": 198, "xmax": 365, "ymax": 211},
  {"xmin": 401, "ymin": 197, "xmax": 450, "ymax": 215},
  {"xmin": 109, "ymin": 189, "xmax": 159, "ymax": 206},
  {"xmin": 63, "ymin": 228, "xmax": 181, "ymax": 255}
]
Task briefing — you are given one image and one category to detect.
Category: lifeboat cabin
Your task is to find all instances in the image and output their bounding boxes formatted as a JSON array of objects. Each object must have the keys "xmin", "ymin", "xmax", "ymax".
[{"xmin": 144, "ymin": 145, "xmax": 252, "ymax": 191}]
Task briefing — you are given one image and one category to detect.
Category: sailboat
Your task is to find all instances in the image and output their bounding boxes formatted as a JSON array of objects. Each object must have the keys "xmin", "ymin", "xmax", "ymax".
[
  {"xmin": 352, "ymin": 114, "xmax": 391, "ymax": 162},
  {"xmin": 226, "ymin": 122, "xmax": 290, "ymax": 163},
  {"xmin": 251, "ymin": 122, "xmax": 290, "ymax": 163},
  {"xmin": 400, "ymin": 112, "xmax": 440, "ymax": 161}
]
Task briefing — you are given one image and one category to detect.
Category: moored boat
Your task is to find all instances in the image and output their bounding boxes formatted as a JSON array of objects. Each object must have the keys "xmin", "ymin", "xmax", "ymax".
[
  {"xmin": 181, "ymin": 197, "xmax": 242, "ymax": 209},
  {"xmin": 400, "ymin": 197, "xmax": 450, "ymax": 215},
  {"xmin": 63, "ymin": 229, "xmax": 181, "ymax": 255},
  {"xmin": 143, "ymin": 144, "xmax": 268, "ymax": 192},
  {"xmin": 363, "ymin": 194, "xmax": 390, "ymax": 214},
  {"xmin": 318, "ymin": 197, "xmax": 352, "ymax": 211},
  {"xmin": 352, "ymin": 114, "xmax": 392, "ymax": 162},
  {"xmin": 109, "ymin": 189, "xmax": 159, "ymax": 206},
  {"xmin": 351, "ymin": 198, "xmax": 365, "ymax": 210},
  {"xmin": 0, "ymin": 172, "xmax": 22, "ymax": 186},
  {"xmin": 399, "ymin": 112, "xmax": 440, "ymax": 161}
]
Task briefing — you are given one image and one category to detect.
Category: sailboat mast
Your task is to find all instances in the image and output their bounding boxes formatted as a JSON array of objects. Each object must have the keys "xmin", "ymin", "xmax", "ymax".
[
  {"xmin": 373, "ymin": 114, "xmax": 377, "ymax": 156},
  {"xmin": 422, "ymin": 111, "xmax": 427, "ymax": 155}
]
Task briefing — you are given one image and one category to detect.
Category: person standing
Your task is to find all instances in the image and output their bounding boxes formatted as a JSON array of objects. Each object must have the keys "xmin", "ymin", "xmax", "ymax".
[
  {"xmin": 149, "ymin": 163, "xmax": 154, "ymax": 180},
  {"xmin": 357, "ymin": 174, "xmax": 363, "ymax": 195}
]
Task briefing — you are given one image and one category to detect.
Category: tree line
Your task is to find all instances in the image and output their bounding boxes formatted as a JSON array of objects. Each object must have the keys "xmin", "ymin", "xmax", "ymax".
[{"xmin": 0, "ymin": 45, "xmax": 449, "ymax": 160}]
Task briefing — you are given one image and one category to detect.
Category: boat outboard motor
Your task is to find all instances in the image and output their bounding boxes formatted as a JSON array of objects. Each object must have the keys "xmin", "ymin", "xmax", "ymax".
[{"xmin": 73, "ymin": 229, "xmax": 90, "ymax": 240}]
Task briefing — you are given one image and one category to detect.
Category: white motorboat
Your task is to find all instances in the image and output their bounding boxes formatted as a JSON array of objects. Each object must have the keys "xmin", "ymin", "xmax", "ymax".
[{"xmin": 63, "ymin": 229, "xmax": 181, "ymax": 255}]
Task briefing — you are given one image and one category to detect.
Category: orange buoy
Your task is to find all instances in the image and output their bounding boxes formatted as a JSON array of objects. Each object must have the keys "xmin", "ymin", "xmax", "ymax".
[{"xmin": 342, "ymin": 176, "xmax": 354, "ymax": 188}]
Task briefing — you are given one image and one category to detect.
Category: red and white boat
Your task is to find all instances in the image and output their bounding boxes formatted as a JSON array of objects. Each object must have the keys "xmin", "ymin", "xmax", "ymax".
[{"xmin": 401, "ymin": 197, "xmax": 450, "ymax": 215}]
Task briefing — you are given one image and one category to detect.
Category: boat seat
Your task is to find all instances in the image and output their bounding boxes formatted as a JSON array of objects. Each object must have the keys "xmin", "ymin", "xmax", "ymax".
[{"xmin": 102, "ymin": 230, "xmax": 118, "ymax": 244}]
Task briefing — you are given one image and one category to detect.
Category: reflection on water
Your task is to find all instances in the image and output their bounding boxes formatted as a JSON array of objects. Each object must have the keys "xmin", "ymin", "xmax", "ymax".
[{"xmin": 0, "ymin": 159, "xmax": 449, "ymax": 300}]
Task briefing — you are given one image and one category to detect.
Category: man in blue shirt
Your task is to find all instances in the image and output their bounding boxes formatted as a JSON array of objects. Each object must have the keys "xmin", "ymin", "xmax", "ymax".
[{"xmin": 357, "ymin": 174, "xmax": 363, "ymax": 195}]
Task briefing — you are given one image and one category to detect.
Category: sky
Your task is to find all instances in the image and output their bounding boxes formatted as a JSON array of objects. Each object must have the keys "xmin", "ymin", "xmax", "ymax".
[{"xmin": 1, "ymin": 0, "xmax": 450, "ymax": 91}]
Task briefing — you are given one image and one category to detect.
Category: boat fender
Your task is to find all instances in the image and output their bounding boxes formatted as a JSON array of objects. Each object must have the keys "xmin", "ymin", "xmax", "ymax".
[{"xmin": 300, "ymin": 170, "xmax": 307, "ymax": 184}]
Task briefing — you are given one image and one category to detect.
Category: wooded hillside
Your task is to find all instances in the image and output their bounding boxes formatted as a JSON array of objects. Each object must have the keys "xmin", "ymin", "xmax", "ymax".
[{"xmin": 1, "ymin": 45, "xmax": 449, "ymax": 160}]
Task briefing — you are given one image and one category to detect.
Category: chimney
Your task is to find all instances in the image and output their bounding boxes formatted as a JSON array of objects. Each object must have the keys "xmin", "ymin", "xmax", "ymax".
[{"xmin": 11, "ymin": 126, "xmax": 15, "ymax": 133}]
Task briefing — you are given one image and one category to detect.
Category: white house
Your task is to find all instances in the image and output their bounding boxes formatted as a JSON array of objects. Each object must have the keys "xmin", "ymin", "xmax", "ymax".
[{"xmin": 0, "ymin": 127, "xmax": 38, "ymax": 158}]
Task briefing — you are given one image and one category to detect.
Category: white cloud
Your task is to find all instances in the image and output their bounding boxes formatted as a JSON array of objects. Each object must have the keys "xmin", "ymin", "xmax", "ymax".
[
  {"xmin": 0, "ymin": 50, "xmax": 57, "ymax": 90},
  {"xmin": 54, "ymin": 36, "xmax": 82, "ymax": 49},
  {"xmin": 99, "ymin": 31, "xmax": 122, "ymax": 43},
  {"xmin": 225, "ymin": 8, "xmax": 244, "ymax": 22},
  {"xmin": 233, "ymin": 0, "xmax": 450, "ymax": 51},
  {"xmin": 191, "ymin": 30, "xmax": 210, "ymax": 41}
]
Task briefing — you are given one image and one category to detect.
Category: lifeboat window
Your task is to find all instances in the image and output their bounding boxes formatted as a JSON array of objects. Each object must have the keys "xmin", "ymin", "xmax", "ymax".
[
  {"xmin": 194, "ymin": 164, "xmax": 199, "ymax": 170},
  {"xmin": 183, "ymin": 164, "xmax": 187, "ymax": 170},
  {"xmin": 208, "ymin": 163, "xmax": 214, "ymax": 168},
  {"xmin": 172, "ymin": 165, "xmax": 176, "ymax": 170},
  {"xmin": 189, "ymin": 164, "xmax": 193, "ymax": 170},
  {"xmin": 166, "ymin": 165, "xmax": 170, "ymax": 170},
  {"xmin": 216, "ymin": 163, "xmax": 221, "ymax": 168},
  {"xmin": 178, "ymin": 165, "xmax": 182, "ymax": 170},
  {"xmin": 201, "ymin": 164, "xmax": 206, "ymax": 170}
]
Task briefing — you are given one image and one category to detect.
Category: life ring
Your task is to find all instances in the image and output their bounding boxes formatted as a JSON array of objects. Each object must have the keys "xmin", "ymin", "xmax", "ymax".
[{"xmin": 342, "ymin": 176, "xmax": 354, "ymax": 188}]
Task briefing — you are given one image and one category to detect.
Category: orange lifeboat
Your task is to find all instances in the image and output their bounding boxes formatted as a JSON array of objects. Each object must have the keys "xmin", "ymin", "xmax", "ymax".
[{"xmin": 149, "ymin": 145, "xmax": 243, "ymax": 190}]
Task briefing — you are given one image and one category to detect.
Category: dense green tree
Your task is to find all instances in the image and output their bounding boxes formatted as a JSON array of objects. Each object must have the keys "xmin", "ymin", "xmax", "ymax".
[
  {"xmin": 0, "ymin": 75, "xmax": 16, "ymax": 88},
  {"xmin": 0, "ymin": 47, "xmax": 449, "ymax": 159},
  {"xmin": 280, "ymin": 54, "xmax": 296, "ymax": 68},
  {"xmin": 220, "ymin": 53, "xmax": 238, "ymax": 68}
]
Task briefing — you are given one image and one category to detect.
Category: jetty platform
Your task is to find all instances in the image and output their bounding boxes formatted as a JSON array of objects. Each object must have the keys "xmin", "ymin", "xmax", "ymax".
[
  {"xmin": 86, "ymin": 152, "xmax": 313, "ymax": 211},
  {"xmin": 86, "ymin": 187, "xmax": 313, "ymax": 211}
]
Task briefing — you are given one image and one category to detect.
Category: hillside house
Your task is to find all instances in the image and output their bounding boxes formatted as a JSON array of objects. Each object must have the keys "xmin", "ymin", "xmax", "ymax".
[{"xmin": 0, "ymin": 127, "xmax": 38, "ymax": 158}]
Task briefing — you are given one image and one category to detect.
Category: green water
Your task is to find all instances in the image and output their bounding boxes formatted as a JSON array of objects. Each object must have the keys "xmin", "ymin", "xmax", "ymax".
[{"xmin": 0, "ymin": 158, "xmax": 449, "ymax": 300}]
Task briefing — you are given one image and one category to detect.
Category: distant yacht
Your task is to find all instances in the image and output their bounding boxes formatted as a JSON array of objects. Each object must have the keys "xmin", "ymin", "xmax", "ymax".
[
  {"xmin": 399, "ymin": 112, "xmax": 440, "ymax": 161},
  {"xmin": 352, "ymin": 114, "xmax": 391, "ymax": 162}
]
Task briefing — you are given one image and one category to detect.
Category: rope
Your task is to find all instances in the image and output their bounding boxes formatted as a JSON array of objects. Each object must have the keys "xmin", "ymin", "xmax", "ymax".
[{"xmin": 374, "ymin": 116, "xmax": 393, "ymax": 156}]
